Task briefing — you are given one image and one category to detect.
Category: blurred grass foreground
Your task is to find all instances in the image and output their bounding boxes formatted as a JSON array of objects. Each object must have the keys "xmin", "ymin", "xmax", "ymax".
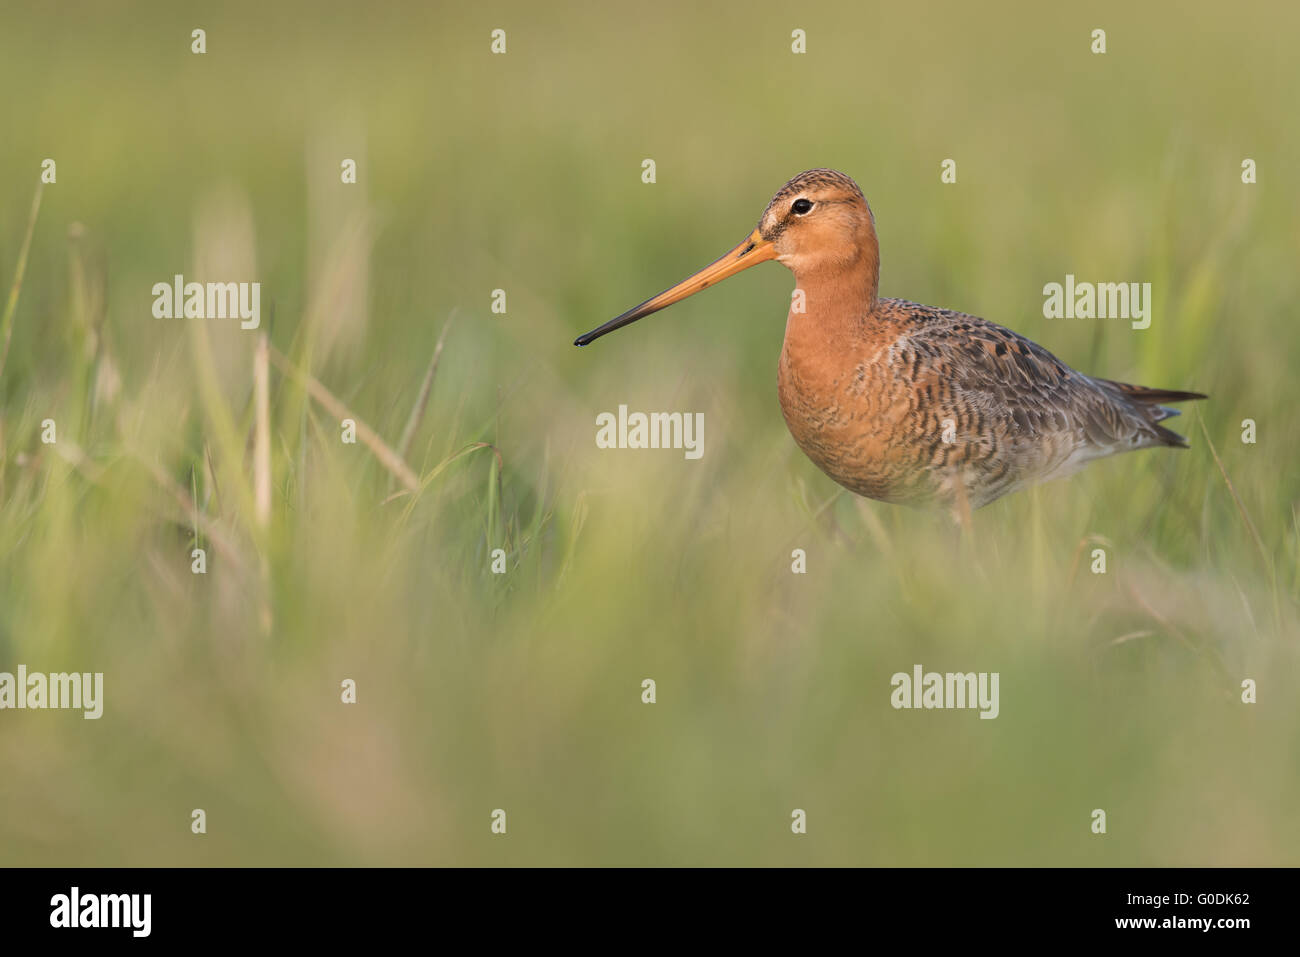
[{"xmin": 1, "ymin": 1, "xmax": 1298, "ymax": 865}]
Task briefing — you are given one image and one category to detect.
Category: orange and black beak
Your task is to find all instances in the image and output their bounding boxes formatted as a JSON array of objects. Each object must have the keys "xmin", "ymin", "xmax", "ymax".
[{"xmin": 574, "ymin": 228, "xmax": 777, "ymax": 346}]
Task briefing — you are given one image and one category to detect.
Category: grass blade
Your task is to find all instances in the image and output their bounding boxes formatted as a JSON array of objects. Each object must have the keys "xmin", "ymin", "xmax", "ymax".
[
  {"xmin": 268, "ymin": 344, "xmax": 419, "ymax": 492},
  {"xmin": 0, "ymin": 183, "xmax": 45, "ymax": 381},
  {"xmin": 393, "ymin": 312, "xmax": 454, "ymax": 486}
]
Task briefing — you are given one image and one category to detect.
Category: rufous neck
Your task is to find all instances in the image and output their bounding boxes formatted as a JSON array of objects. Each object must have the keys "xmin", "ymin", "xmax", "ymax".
[{"xmin": 784, "ymin": 250, "xmax": 880, "ymax": 345}]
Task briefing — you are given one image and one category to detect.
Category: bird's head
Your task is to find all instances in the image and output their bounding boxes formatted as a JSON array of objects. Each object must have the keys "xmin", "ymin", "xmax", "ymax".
[
  {"xmin": 574, "ymin": 168, "xmax": 878, "ymax": 347},
  {"xmin": 756, "ymin": 169, "xmax": 877, "ymax": 279}
]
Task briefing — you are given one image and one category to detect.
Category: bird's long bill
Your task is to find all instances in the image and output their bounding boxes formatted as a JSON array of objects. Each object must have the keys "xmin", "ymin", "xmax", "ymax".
[{"xmin": 573, "ymin": 228, "xmax": 776, "ymax": 346}]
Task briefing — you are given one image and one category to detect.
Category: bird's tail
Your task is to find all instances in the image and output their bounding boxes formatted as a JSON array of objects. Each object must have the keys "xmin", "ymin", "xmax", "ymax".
[{"xmin": 1102, "ymin": 379, "xmax": 1208, "ymax": 448}]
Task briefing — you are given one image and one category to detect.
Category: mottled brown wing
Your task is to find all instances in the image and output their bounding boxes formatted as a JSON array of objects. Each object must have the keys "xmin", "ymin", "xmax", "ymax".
[{"xmin": 892, "ymin": 302, "xmax": 1164, "ymax": 488}]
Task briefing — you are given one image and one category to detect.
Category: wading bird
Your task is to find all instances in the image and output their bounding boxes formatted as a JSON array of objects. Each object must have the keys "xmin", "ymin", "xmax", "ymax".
[{"xmin": 574, "ymin": 169, "xmax": 1204, "ymax": 518}]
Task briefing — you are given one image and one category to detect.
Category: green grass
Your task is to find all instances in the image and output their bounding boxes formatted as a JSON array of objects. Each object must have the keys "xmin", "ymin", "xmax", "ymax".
[{"xmin": 1, "ymin": 0, "xmax": 1297, "ymax": 865}]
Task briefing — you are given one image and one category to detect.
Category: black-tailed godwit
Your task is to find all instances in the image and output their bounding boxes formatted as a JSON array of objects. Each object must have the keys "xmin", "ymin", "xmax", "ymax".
[{"xmin": 574, "ymin": 169, "xmax": 1205, "ymax": 514}]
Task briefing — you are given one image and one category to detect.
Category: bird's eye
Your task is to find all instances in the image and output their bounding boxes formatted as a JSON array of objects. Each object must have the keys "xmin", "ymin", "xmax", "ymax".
[{"xmin": 791, "ymin": 198, "xmax": 814, "ymax": 215}]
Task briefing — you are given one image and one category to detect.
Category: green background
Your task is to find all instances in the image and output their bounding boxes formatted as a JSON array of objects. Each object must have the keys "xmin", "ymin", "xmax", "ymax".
[{"xmin": 1, "ymin": 0, "xmax": 1296, "ymax": 865}]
